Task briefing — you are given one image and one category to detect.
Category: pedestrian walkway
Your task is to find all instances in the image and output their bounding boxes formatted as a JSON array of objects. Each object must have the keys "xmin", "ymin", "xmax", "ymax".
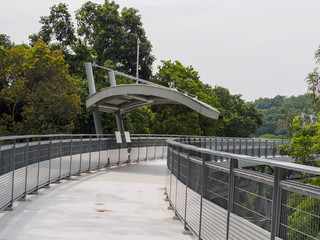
[{"xmin": 0, "ymin": 160, "xmax": 194, "ymax": 240}]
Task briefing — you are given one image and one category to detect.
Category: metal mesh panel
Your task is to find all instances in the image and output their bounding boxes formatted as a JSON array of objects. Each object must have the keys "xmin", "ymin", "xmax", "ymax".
[
  {"xmin": 13, "ymin": 167, "xmax": 26, "ymax": 200},
  {"xmin": 176, "ymin": 180, "xmax": 186, "ymax": 218},
  {"xmin": 26, "ymin": 163, "xmax": 38, "ymax": 192},
  {"xmin": 201, "ymin": 198, "xmax": 227, "ymax": 240},
  {"xmin": 0, "ymin": 172, "xmax": 12, "ymax": 209},
  {"xmin": 280, "ymin": 190, "xmax": 320, "ymax": 239},
  {"xmin": 186, "ymin": 188, "xmax": 201, "ymax": 235},
  {"xmin": 233, "ymin": 175, "xmax": 273, "ymax": 232},
  {"xmin": 206, "ymin": 167, "xmax": 229, "ymax": 210}
]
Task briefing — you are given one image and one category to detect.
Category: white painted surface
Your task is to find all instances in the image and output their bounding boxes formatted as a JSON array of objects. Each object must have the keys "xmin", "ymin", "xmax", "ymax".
[{"xmin": 0, "ymin": 160, "xmax": 194, "ymax": 240}]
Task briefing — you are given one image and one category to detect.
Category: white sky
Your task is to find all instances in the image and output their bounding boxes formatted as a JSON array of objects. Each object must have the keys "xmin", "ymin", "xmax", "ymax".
[{"xmin": 1, "ymin": 0, "xmax": 320, "ymax": 101}]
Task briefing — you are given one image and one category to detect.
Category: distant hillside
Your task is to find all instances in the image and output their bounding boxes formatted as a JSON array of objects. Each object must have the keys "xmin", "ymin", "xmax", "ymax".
[{"xmin": 252, "ymin": 94, "xmax": 316, "ymax": 137}]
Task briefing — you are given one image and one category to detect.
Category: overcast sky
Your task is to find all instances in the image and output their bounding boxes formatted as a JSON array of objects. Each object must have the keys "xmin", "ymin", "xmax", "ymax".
[{"xmin": 1, "ymin": 0, "xmax": 320, "ymax": 101}]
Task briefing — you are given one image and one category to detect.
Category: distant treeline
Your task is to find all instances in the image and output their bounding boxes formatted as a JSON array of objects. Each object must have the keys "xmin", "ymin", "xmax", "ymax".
[{"xmin": 253, "ymin": 94, "xmax": 315, "ymax": 138}]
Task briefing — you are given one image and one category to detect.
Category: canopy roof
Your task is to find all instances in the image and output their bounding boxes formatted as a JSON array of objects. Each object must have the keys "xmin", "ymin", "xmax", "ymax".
[{"xmin": 86, "ymin": 84, "xmax": 220, "ymax": 119}]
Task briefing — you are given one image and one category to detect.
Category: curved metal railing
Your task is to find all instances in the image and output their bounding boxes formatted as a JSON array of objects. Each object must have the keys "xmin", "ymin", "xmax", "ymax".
[
  {"xmin": 0, "ymin": 134, "xmax": 171, "ymax": 211},
  {"xmin": 166, "ymin": 139, "xmax": 320, "ymax": 240}
]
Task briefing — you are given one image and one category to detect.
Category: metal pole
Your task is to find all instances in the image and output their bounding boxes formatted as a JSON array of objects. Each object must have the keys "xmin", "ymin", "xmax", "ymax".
[
  {"xmin": 109, "ymin": 70, "xmax": 117, "ymax": 87},
  {"xmin": 10, "ymin": 139, "xmax": 16, "ymax": 207},
  {"xmin": 24, "ymin": 138, "xmax": 29, "ymax": 198},
  {"xmin": 136, "ymin": 37, "xmax": 140, "ymax": 82},
  {"xmin": 48, "ymin": 137, "xmax": 52, "ymax": 184},
  {"xmin": 115, "ymin": 111, "xmax": 125, "ymax": 135},
  {"xmin": 85, "ymin": 62, "xmax": 103, "ymax": 135},
  {"xmin": 59, "ymin": 137, "xmax": 62, "ymax": 180},
  {"xmin": 98, "ymin": 136, "xmax": 102, "ymax": 168},
  {"xmin": 36, "ymin": 138, "xmax": 41, "ymax": 191},
  {"xmin": 89, "ymin": 136, "xmax": 92, "ymax": 171},
  {"xmin": 69, "ymin": 137, "xmax": 73, "ymax": 177},
  {"xmin": 226, "ymin": 158, "xmax": 238, "ymax": 240},
  {"xmin": 79, "ymin": 136, "xmax": 83, "ymax": 173},
  {"xmin": 271, "ymin": 167, "xmax": 285, "ymax": 240}
]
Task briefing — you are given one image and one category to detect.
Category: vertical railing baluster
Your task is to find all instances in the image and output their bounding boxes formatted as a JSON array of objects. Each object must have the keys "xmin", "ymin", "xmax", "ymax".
[
  {"xmin": 48, "ymin": 137, "xmax": 52, "ymax": 184},
  {"xmin": 98, "ymin": 136, "xmax": 102, "ymax": 168},
  {"xmin": 36, "ymin": 138, "xmax": 41, "ymax": 191},
  {"xmin": 89, "ymin": 136, "xmax": 92, "ymax": 171},
  {"xmin": 161, "ymin": 136, "xmax": 165, "ymax": 159},
  {"xmin": 69, "ymin": 137, "xmax": 73, "ymax": 177},
  {"xmin": 245, "ymin": 139, "xmax": 248, "ymax": 155},
  {"xmin": 258, "ymin": 139, "xmax": 261, "ymax": 158},
  {"xmin": 79, "ymin": 136, "xmax": 83, "ymax": 174},
  {"xmin": 146, "ymin": 136, "xmax": 149, "ymax": 160},
  {"xmin": 184, "ymin": 150, "xmax": 190, "ymax": 230},
  {"xmin": 199, "ymin": 152, "xmax": 209, "ymax": 240},
  {"xmin": 265, "ymin": 140, "xmax": 268, "ymax": 158},
  {"xmin": 10, "ymin": 139, "xmax": 16, "ymax": 207},
  {"xmin": 24, "ymin": 138, "xmax": 29, "ymax": 198},
  {"xmin": 154, "ymin": 136, "xmax": 157, "ymax": 159},
  {"xmin": 59, "ymin": 137, "xmax": 62, "ymax": 180},
  {"xmin": 137, "ymin": 136, "xmax": 140, "ymax": 162},
  {"xmin": 226, "ymin": 158, "xmax": 238, "ymax": 239},
  {"xmin": 252, "ymin": 139, "xmax": 255, "ymax": 156},
  {"xmin": 271, "ymin": 167, "xmax": 286, "ymax": 240}
]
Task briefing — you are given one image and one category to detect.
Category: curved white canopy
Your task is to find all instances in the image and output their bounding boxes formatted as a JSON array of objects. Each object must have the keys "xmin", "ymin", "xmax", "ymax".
[{"xmin": 86, "ymin": 84, "xmax": 220, "ymax": 119}]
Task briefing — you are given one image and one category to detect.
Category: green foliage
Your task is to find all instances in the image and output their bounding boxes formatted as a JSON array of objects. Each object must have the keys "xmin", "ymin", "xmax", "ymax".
[
  {"xmin": 0, "ymin": 41, "xmax": 80, "ymax": 135},
  {"xmin": 0, "ymin": 34, "xmax": 13, "ymax": 48},
  {"xmin": 258, "ymin": 134, "xmax": 289, "ymax": 139},
  {"xmin": 287, "ymin": 194, "xmax": 320, "ymax": 240},
  {"xmin": 152, "ymin": 60, "xmax": 263, "ymax": 136},
  {"xmin": 253, "ymin": 94, "xmax": 315, "ymax": 137},
  {"xmin": 280, "ymin": 115, "xmax": 320, "ymax": 166}
]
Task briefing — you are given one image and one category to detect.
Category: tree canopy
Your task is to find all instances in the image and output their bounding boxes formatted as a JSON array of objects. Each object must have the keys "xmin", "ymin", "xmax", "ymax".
[
  {"xmin": 0, "ymin": 1, "xmax": 264, "ymax": 137},
  {"xmin": 0, "ymin": 41, "xmax": 80, "ymax": 135},
  {"xmin": 253, "ymin": 94, "xmax": 315, "ymax": 137}
]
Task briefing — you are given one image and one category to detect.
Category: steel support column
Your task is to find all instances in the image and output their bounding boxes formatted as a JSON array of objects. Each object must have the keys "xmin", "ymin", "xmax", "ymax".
[{"xmin": 85, "ymin": 62, "xmax": 103, "ymax": 135}]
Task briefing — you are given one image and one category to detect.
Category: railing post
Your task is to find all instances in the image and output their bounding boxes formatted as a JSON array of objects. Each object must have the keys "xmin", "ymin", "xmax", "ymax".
[
  {"xmin": 233, "ymin": 139, "xmax": 235, "ymax": 153},
  {"xmin": 199, "ymin": 152, "xmax": 209, "ymax": 240},
  {"xmin": 69, "ymin": 137, "xmax": 73, "ymax": 177},
  {"xmin": 48, "ymin": 137, "xmax": 52, "ymax": 184},
  {"xmin": 36, "ymin": 138, "xmax": 41, "ymax": 190},
  {"xmin": 270, "ymin": 167, "xmax": 286, "ymax": 240},
  {"xmin": 265, "ymin": 140, "xmax": 268, "ymax": 158},
  {"xmin": 89, "ymin": 136, "xmax": 92, "ymax": 171},
  {"xmin": 154, "ymin": 136, "xmax": 157, "ymax": 159},
  {"xmin": 245, "ymin": 139, "xmax": 248, "ymax": 155},
  {"xmin": 24, "ymin": 138, "xmax": 30, "ymax": 198},
  {"xmin": 59, "ymin": 137, "xmax": 62, "ymax": 180},
  {"xmin": 184, "ymin": 150, "xmax": 190, "ymax": 230},
  {"xmin": 239, "ymin": 139, "xmax": 242, "ymax": 154},
  {"xmin": 161, "ymin": 136, "xmax": 165, "ymax": 159},
  {"xmin": 79, "ymin": 136, "xmax": 83, "ymax": 173},
  {"xmin": 10, "ymin": 139, "xmax": 16, "ymax": 207},
  {"xmin": 227, "ymin": 138, "xmax": 229, "ymax": 153},
  {"xmin": 258, "ymin": 139, "xmax": 261, "ymax": 158},
  {"xmin": 226, "ymin": 158, "xmax": 238, "ymax": 240},
  {"xmin": 252, "ymin": 139, "xmax": 255, "ymax": 156},
  {"xmin": 146, "ymin": 136, "xmax": 149, "ymax": 160},
  {"xmin": 137, "ymin": 136, "xmax": 140, "ymax": 162},
  {"xmin": 273, "ymin": 140, "xmax": 276, "ymax": 158},
  {"xmin": 98, "ymin": 136, "xmax": 102, "ymax": 168}
]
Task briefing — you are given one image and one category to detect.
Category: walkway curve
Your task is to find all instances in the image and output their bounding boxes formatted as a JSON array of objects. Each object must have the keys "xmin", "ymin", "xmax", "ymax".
[{"xmin": 0, "ymin": 160, "xmax": 194, "ymax": 240}]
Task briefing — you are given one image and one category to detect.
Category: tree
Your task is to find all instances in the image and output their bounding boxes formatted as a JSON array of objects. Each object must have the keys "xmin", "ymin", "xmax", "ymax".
[
  {"xmin": 152, "ymin": 60, "xmax": 262, "ymax": 137},
  {"xmin": 0, "ymin": 41, "xmax": 80, "ymax": 135},
  {"xmin": 0, "ymin": 34, "xmax": 13, "ymax": 48},
  {"xmin": 253, "ymin": 94, "xmax": 315, "ymax": 137}
]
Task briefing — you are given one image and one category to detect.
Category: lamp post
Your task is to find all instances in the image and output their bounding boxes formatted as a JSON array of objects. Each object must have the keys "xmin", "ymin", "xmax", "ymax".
[{"xmin": 136, "ymin": 37, "xmax": 140, "ymax": 82}]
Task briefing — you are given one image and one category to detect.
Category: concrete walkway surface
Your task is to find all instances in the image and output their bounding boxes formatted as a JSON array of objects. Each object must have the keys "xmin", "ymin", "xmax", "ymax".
[{"xmin": 0, "ymin": 160, "xmax": 194, "ymax": 240}]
